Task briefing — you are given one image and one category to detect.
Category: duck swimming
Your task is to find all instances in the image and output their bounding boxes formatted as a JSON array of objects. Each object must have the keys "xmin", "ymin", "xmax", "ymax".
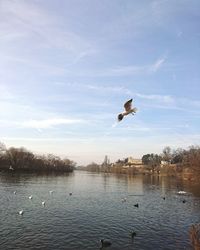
[
  {"xmin": 130, "ymin": 231, "xmax": 137, "ymax": 238},
  {"xmin": 100, "ymin": 239, "xmax": 112, "ymax": 248}
]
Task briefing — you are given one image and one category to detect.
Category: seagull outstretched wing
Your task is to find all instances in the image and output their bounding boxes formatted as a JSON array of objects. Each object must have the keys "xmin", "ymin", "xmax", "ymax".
[{"xmin": 124, "ymin": 99, "xmax": 133, "ymax": 111}]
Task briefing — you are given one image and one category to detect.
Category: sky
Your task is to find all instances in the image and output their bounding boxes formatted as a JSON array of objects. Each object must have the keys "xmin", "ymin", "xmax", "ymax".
[{"xmin": 0, "ymin": 0, "xmax": 200, "ymax": 165}]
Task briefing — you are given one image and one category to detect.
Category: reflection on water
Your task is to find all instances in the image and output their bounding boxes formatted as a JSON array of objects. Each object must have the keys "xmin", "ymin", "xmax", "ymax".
[{"xmin": 0, "ymin": 170, "xmax": 200, "ymax": 250}]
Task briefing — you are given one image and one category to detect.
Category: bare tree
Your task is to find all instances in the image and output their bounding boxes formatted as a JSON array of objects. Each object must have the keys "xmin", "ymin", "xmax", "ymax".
[
  {"xmin": 162, "ymin": 146, "xmax": 172, "ymax": 163},
  {"xmin": 0, "ymin": 143, "xmax": 75, "ymax": 172}
]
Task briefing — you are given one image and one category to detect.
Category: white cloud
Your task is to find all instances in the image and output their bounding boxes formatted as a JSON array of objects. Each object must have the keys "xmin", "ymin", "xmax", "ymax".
[
  {"xmin": 108, "ymin": 65, "xmax": 144, "ymax": 76},
  {"xmin": 20, "ymin": 118, "xmax": 86, "ymax": 129},
  {"xmin": 85, "ymin": 84, "xmax": 132, "ymax": 95},
  {"xmin": 136, "ymin": 93, "xmax": 174, "ymax": 104},
  {"xmin": 1, "ymin": 0, "xmax": 52, "ymax": 26},
  {"xmin": 0, "ymin": 0, "xmax": 94, "ymax": 68},
  {"xmin": 149, "ymin": 58, "xmax": 165, "ymax": 72},
  {"xmin": 76, "ymin": 57, "xmax": 167, "ymax": 77}
]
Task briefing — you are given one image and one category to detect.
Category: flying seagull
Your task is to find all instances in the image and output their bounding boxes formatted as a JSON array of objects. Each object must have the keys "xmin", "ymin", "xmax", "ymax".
[{"xmin": 118, "ymin": 99, "xmax": 137, "ymax": 121}]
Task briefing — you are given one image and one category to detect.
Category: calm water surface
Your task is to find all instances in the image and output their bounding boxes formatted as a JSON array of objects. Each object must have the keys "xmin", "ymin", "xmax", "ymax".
[{"xmin": 0, "ymin": 171, "xmax": 200, "ymax": 250}]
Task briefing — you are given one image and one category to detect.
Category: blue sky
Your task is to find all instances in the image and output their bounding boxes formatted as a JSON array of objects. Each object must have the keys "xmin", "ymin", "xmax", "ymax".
[{"xmin": 0, "ymin": 0, "xmax": 200, "ymax": 165}]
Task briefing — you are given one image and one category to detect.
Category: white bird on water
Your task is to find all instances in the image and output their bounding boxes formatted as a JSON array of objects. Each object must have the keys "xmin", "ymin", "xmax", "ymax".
[
  {"xmin": 29, "ymin": 195, "xmax": 33, "ymax": 200},
  {"xmin": 9, "ymin": 165, "xmax": 14, "ymax": 170},
  {"xmin": 121, "ymin": 197, "xmax": 127, "ymax": 202},
  {"xmin": 19, "ymin": 210, "xmax": 24, "ymax": 215},
  {"xmin": 42, "ymin": 201, "xmax": 45, "ymax": 206},
  {"xmin": 118, "ymin": 99, "xmax": 137, "ymax": 121},
  {"xmin": 177, "ymin": 191, "xmax": 187, "ymax": 194}
]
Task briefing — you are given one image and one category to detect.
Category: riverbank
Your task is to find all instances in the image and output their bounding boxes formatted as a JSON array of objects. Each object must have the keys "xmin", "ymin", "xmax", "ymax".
[{"xmin": 77, "ymin": 164, "xmax": 199, "ymax": 182}]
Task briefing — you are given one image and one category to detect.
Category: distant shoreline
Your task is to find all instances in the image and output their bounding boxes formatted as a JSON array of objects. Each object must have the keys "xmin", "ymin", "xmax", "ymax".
[
  {"xmin": 76, "ymin": 165, "xmax": 198, "ymax": 182},
  {"xmin": 0, "ymin": 143, "xmax": 76, "ymax": 174},
  {"xmin": 0, "ymin": 167, "xmax": 74, "ymax": 174}
]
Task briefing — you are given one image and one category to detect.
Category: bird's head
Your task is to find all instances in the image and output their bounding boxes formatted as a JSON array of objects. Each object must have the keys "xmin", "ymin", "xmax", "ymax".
[{"xmin": 118, "ymin": 113, "xmax": 123, "ymax": 121}]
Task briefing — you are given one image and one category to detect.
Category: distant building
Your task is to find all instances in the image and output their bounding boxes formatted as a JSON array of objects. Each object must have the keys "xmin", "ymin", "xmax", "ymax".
[
  {"xmin": 127, "ymin": 157, "xmax": 143, "ymax": 167},
  {"xmin": 161, "ymin": 160, "xmax": 168, "ymax": 167},
  {"xmin": 120, "ymin": 157, "xmax": 143, "ymax": 169}
]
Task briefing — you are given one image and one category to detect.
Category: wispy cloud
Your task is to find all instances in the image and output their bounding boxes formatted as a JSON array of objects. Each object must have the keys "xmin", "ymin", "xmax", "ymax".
[
  {"xmin": 112, "ymin": 56, "xmax": 166, "ymax": 75},
  {"xmin": 136, "ymin": 93, "xmax": 174, "ymax": 104},
  {"xmin": 20, "ymin": 118, "xmax": 86, "ymax": 129},
  {"xmin": 149, "ymin": 58, "xmax": 166, "ymax": 72},
  {"xmin": 74, "ymin": 57, "xmax": 166, "ymax": 77},
  {"xmin": 85, "ymin": 84, "xmax": 132, "ymax": 95},
  {"xmin": 0, "ymin": 0, "xmax": 199, "ymax": 165},
  {"xmin": 48, "ymin": 81, "xmax": 200, "ymax": 115},
  {"xmin": 0, "ymin": 0, "xmax": 94, "ymax": 67}
]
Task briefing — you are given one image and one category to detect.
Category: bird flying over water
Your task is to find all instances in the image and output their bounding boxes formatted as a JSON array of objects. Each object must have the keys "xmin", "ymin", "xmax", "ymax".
[{"xmin": 118, "ymin": 99, "xmax": 137, "ymax": 121}]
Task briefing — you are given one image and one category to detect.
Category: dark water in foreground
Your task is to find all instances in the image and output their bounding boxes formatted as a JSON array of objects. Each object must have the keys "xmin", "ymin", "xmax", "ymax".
[{"xmin": 0, "ymin": 171, "xmax": 200, "ymax": 250}]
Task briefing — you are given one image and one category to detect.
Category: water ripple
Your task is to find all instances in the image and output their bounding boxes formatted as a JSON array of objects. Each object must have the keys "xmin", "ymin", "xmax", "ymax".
[{"xmin": 0, "ymin": 171, "xmax": 199, "ymax": 249}]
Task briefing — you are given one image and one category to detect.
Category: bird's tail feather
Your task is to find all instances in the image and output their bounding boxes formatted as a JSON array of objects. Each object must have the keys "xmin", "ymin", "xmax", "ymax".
[{"xmin": 133, "ymin": 107, "xmax": 137, "ymax": 113}]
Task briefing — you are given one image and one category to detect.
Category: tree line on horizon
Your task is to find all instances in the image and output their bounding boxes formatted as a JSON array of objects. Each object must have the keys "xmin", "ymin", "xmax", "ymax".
[
  {"xmin": 142, "ymin": 145, "xmax": 200, "ymax": 175},
  {"xmin": 83, "ymin": 145, "xmax": 200, "ymax": 177},
  {"xmin": 0, "ymin": 142, "xmax": 75, "ymax": 173}
]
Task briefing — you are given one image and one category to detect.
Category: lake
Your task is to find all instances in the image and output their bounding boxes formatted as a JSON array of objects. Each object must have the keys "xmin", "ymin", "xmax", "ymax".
[{"xmin": 0, "ymin": 170, "xmax": 200, "ymax": 250}]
